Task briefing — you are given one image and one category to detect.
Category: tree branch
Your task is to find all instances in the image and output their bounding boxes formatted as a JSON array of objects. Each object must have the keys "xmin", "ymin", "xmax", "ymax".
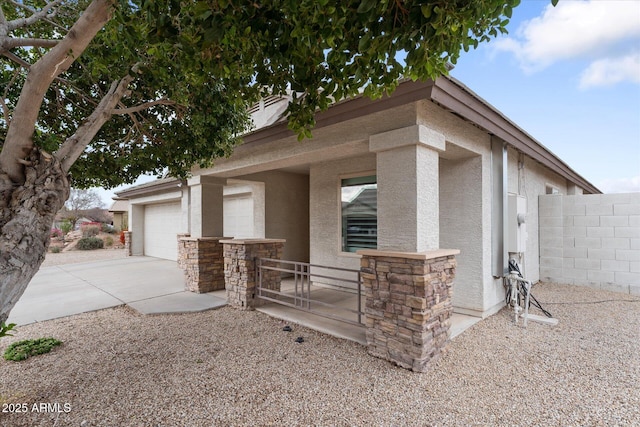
[
  {"xmin": 1, "ymin": 69, "xmax": 21, "ymax": 126},
  {"xmin": 112, "ymin": 99, "xmax": 177, "ymax": 115},
  {"xmin": 7, "ymin": 0, "xmax": 65, "ymax": 32},
  {"xmin": 2, "ymin": 51, "xmax": 101, "ymax": 109},
  {"xmin": 56, "ymin": 75, "xmax": 134, "ymax": 171},
  {"xmin": 2, "ymin": 38, "xmax": 59, "ymax": 50},
  {"xmin": 0, "ymin": 0, "xmax": 116, "ymax": 183}
]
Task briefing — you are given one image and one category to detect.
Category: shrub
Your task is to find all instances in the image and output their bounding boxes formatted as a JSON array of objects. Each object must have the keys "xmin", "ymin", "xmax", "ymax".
[
  {"xmin": 50, "ymin": 246, "xmax": 61, "ymax": 253},
  {"xmin": 101, "ymin": 223, "xmax": 115, "ymax": 233},
  {"xmin": 81, "ymin": 225, "xmax": 100, "ymax": 238},
  {"xmin": 3, "ymin": 338, "xmax": 62, "ymax": 361},
  {"xmin": 61, "ymin": 220, "xmax": 73, "ymax": 234},
  {"xmin": 0, "ymin": 323, "xmax": 16, "ymax": 339},
  {"xmin": 50, "ymin": 228, "xmax": 63, "ymax": 239},
  {"xmin": 104, "ymin": 236, "xmax": 114, "ymax": 247},
  {"xmin": 77, "ymin": 237, "xmax": 104, "ymax": 250}
]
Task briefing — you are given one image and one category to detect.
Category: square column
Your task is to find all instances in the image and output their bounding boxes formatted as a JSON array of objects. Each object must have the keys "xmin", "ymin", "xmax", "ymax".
[
  {"xmin": 178, "ymin": 236, "xmax": 229, "ymax": 293},
  {"xmin": 370, "ymin": 125, "xmax": 445, "ymax": 252},
  {"xmin": 222, "ymin": 239, "xmax": 285, "ymax": 310},
  {"xmin": 359, "ymin": 249, "xmax": 459, "ymax": 372},
  {"xmin": 188, "ymin": 175, "xmax": 226, "ymax": 238}
]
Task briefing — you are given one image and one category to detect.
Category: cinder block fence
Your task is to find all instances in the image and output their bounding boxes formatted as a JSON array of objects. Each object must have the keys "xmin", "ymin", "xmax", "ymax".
[{"xmin": 539, "ymin": 193, "xmax": 640, "ymax": 295}]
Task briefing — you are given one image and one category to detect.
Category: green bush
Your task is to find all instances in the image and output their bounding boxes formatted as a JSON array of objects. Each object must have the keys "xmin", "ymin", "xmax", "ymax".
[
  {"xmin": 77, "ymin": 237, "xmax": 104, "ymax": 250},
  {"xmin": 101, "ymin": 223, "xmax": 115, "ymax": 233},
  {"xmin": 50, "ymin": 246, "xmax": 61, "ymax": 253},
  {"xmin": 3, "ymin": 338, "xmax": 62, "ymax": 361},
  {"xmin": 0, "ymin": 323, "xmax": 16, "ymax": 339},
  {"xmin": 61, "ymin": 220, "xmax": 73, "ymax": 235},
  {"xmin": 104, "ymin": 236, "xmax": 114, "ymax": 247}
]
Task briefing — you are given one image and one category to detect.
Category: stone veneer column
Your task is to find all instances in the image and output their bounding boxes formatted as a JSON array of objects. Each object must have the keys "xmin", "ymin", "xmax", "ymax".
[
  {"xmin": 178, "ymin": 236, "xmax": 227, "ymax": 293},
  {"xmin": 123, "ymin": 231, "xmax": 132, "ymax": 256},
  {"xmin": 222, "ymin": 239, "xmax": 285, "ymax": 310},
  {"xmin": 358, "ymin": 249, "xmax": 459, "ymax": 372}
]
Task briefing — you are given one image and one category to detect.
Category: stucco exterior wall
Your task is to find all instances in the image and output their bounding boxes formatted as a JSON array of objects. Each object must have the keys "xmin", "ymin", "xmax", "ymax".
[
  {"xmin": 310, "ymin": 155, "xmax": 377, "ymax": 273},
  {"xmin": 223, "ymin": 181, "xmax": 266, "ymax": 239},
  {"xmin": 128, "ymin": 189, "xmax": 186, "ymax": 257},
  {"xmin": 439, "ymin": 156, "xmax": 484, "ymax": 314},
  {"xmin": 417, "ymin": 100, "xmax": 501, "ymax": 316},
  {"xmin": 506, "ymin": 148, "xmax": 568, "ymax": 284},
  {"xmin": 236, "ymin": 171, "xmax": 310, "ymax": 262},
  {"xmin": 416, "ymin": 100, "xmax": 577, "ymax": 316}
]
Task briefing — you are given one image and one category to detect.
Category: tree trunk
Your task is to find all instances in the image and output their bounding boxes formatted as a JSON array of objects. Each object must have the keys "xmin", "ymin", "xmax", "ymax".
[{"xmin": 0, "ymin": 148, "xmax": 69, "ymax": 325}]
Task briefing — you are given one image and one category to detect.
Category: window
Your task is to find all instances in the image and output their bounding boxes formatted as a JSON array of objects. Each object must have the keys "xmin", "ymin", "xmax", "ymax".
[
  {"xmin": 341, "ymin": 175, "xmax": 377, "ymax": 252},
  {"xmin": 545, "ymin": 185, "xmax": 560, "ymax": 195}
]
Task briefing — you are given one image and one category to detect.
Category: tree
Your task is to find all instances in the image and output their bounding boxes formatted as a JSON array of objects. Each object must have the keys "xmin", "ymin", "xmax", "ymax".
[
  {"xmin": 60, "ymin": 188, "xmax": 104, "ymax": 229},
  {"xmin": 0, "ymin": 0, "xmax": 523, "ymax": 324}
]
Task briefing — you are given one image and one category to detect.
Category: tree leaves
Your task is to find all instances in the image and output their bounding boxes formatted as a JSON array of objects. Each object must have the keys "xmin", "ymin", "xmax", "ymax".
[{"xmin": 1, "ymin": 0, "xmax": 531, "ymax": 189}]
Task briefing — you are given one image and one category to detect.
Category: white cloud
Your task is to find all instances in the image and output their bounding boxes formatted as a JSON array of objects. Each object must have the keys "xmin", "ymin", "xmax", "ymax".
[
  {"xmin": 598, "ymin": 176, "xmax": 640, "ymax": 194},
  {"xmin": 495, "ymin": 0, "xmax": 640, "ymax": 77},
  {"xmin": 579, "ymin": 51, "xmax": 640, "ymax": 89}
]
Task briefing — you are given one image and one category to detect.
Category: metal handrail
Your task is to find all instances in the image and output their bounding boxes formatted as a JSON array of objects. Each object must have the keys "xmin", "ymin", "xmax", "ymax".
[{"xmin": 256, "ymin": 257, "xmax": 364, "ymax": 326}]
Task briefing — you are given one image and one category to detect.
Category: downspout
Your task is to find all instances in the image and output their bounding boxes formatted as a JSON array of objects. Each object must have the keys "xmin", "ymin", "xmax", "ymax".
[{"xmin": 491, "ymin": 136, "xmax": 508, "ymax": 277}]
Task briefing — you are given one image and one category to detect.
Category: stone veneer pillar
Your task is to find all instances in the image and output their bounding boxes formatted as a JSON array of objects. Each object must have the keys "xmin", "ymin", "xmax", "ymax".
[
  {"xmin": 178, "ymin": 236, "xmax": 227, "ymax": 293},
  {"xmin": 222, "ymin": 239, "xmax": 285, "ymax": 310},
  {"xmin": 358, "ymin": 249, "xmax": 459, "ymax": 372},
  {"xmin": 123, "ymin": 231, "xmax": 132, "ymax": 256}
]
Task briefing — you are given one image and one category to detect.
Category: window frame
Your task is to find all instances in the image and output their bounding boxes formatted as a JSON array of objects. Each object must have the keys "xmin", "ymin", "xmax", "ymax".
[{"xmin": 338, "ymin": 172, "xmax": 377, "ymax": 255}]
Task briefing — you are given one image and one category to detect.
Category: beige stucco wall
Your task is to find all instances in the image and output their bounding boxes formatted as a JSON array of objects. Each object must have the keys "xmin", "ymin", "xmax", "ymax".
[
  {"xmin": 236, "ymin": 171, "xmax": 310, "ymax": 262},
  {"xmin": 417, "ymin": 100, "xmax": 499, "ymax": 317},
  {"xmin": 128, "ymin": 189, "xmax": 187, "ymax": 257},
  {"xmin": 439, "ymin": 156, "xmax": 484, "ymax": 314},
  {"xmin": 416, "ymin": 100, "xmax": 574, "ymax": 317},
  {"xmin": 507, "ymin": 148, "xmax": 568, "ymax": 284},
  {"xmin": 310, "ymin": 155, "xmax": 377, "ymax": 273},
  {"xmin": 112, "ymin": 212, "xmax": 127, "ymax": 232}
]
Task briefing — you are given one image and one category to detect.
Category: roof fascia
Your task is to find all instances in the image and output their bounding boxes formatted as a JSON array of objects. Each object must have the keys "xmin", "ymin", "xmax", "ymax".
[
  {"xmin": 431, "ymin": 78, "xmax": 600, "ymax": 194},
  {"xmin": 242, "ymin": 79, "xmax": 436, "ymax": 146},
  {"xmin": 115, "ymin": 179, "xmax": 184, "ymax": 199}
]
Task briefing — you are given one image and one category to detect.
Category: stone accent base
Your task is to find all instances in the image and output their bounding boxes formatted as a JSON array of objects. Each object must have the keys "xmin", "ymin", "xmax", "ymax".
[
  {"xmin": 178, "ymin": 237, "xmax": 226, "ymax": 293},
  {"xmin": 358, "ymin": 249, "xmax": 459, "ymax": 372},
  {"xmin": 222, "ymin": 239, "xmax": 285, "ymax": 310},
  {"xmin": 176, "ymin": 234, "xmax": 191, "ymax": 270},
  {"xmin": 123, "ymin": 231, "xmax": 132, "ymax": 256}
]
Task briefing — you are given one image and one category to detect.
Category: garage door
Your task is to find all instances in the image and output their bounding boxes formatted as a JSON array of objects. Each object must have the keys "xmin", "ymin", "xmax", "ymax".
[
  {"xmin": 144, "ymin": 202, "xmax": 182, "ymax": 261},
  {"xmin": 224, "ymin": 194, "xmax": 254, "ymax": 239}
]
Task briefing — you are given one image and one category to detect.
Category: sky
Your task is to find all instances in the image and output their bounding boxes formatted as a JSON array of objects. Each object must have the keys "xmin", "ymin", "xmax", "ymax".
[
  {"xmin": 448, "ymin": 0, "xmax": 640, "ymax": 194},
  {"xmin": 97, "ymin": 0, "xmax": 640, "ymax": 206}
]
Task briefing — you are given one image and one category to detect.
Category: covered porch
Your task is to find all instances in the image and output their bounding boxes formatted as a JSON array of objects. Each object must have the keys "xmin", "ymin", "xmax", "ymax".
[{"xmin": 177, "ymin": 80, "xmax": 495, "ymax": 371}]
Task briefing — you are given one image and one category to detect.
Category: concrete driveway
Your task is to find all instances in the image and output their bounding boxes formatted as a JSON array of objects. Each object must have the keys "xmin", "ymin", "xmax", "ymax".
[{"xmin": 7, "ymin": 257, "xmax": 227, "ymax": 326}]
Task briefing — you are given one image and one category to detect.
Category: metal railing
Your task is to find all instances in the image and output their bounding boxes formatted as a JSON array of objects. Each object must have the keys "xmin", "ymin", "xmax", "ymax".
[{"xmin": 256, "ymin": 258, "xmax": 364, "ymax": 327}]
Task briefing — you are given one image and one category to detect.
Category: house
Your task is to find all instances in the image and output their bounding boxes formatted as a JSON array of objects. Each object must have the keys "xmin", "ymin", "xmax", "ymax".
[
  {"xmin": 109, "ymin": 198, "xmax": 129, "ymax": 232},
  {"xmin": 116, "ymin": 76, "xmax": 603, "ymax": 371},
  {"xmin": 118, "ymin": 76, "xmax": 598, "ymax": 313}
]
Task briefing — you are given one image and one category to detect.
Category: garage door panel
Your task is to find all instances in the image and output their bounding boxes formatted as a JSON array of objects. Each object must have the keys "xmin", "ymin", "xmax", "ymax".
[{"xmin": 144, "ymin": 202, "xmax": 181, "ymax": 261}]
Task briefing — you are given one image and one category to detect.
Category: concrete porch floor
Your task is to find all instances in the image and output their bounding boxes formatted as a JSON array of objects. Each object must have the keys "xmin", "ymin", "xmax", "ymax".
[{"xmin": 243, "ymin": 279, "xmax": 481, "ymax": 345}]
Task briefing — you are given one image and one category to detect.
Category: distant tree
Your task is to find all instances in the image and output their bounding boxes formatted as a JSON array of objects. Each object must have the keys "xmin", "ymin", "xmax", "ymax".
[
  {"xmin": 0, "ymin": 0, "xmax": 525, "ymax": 325},
  {"xmin": 60, "ymin": 188, "xmax": 104, "ymax": 229}
]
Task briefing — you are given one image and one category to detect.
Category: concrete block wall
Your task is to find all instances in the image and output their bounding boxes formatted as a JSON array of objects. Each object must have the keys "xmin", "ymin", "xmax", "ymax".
[{"xmin": 539, "ymin": 193, "xmax": 640, "ymax": 295}]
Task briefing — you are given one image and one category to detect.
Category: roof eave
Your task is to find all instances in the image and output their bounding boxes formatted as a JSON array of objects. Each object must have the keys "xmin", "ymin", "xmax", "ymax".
[
  {"xmin": 115, "ymin": 178, "xmax": 184, "ymax": 199},
  {"xmin": 432, "ymin": 77, "xmax": 601, "ymax": 194}
]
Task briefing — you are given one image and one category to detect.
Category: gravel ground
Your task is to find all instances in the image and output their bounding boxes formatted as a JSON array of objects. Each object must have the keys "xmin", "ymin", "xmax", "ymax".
[
  {"xmin": 40, "ymin": 249, "xmax": 126, "ymax": 268},
  {"xmin": 1, "ymin": 281, "xmax": 638, "ymax": 426}
]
